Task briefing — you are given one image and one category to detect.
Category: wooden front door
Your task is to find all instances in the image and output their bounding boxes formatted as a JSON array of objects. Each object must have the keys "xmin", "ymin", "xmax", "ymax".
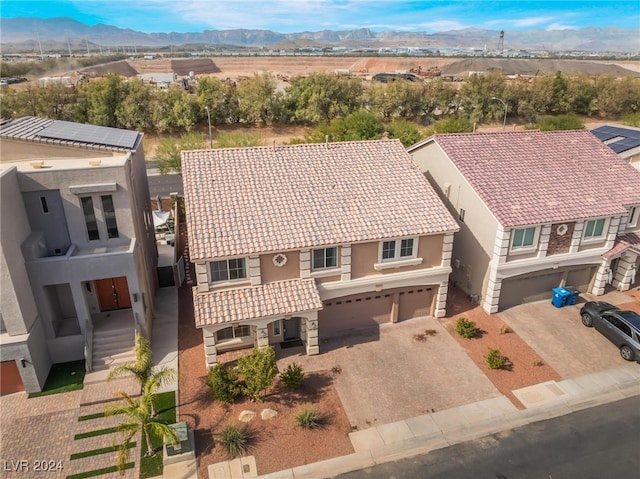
[{"xmin": 95, "ymin": 277, "xmax": 131, "ymax": 311}]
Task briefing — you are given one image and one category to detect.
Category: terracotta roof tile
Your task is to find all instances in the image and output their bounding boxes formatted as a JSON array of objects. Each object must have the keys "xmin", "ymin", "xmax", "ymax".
[
  {"xmin": 192, "ymin": 278, "xmax": 322, "ymax": 327},
  {"xmin": 420, "ymin": 130, "xmax": 640, "ymax": 228},
  {"xmin": 602, "ymin": 232, "xmax": 640, "ymax": 260},
  {"xmin": 182, "ymin": 139, "xmax": 458, "ymax": 261}
]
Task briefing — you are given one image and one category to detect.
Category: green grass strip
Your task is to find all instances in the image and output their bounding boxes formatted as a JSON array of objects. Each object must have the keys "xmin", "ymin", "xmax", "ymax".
[
  {"xmin": 74, "ymin": 426, "xmax": 118, "ymax": 440},
  {"xmin": 78, "ymin": 412, "xmax": 106, "ymax": 421},
  {"xmin": 28, "ymin": 360, "xmax": 85, "ymax": 398},
  {"xmin": 140, "ymin": 391, "xmax": 177, "ymax": 479},
  {"xmin": 65, "ymin": 462, "xmax": 134, "ymax": 479},
  {"xmin": 70, "ymin": 442, "xmax": 136, "ymax": 460},
  {"xmin": 78, "ymin": 411, "xmax": 123, "ymax": 421}
]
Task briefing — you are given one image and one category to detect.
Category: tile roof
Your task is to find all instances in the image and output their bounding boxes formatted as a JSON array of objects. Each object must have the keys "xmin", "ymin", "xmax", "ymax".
[
  {"xmin": 192, "ymin": 278, "xmax": 323, "ymax": 327},
  {"xmin": 602, "ymin": 232, "xmax": 640, "ymax": 260},
  {"xmin": 0, "ymin": 116, "xmax": 141, "ymax": 152},
  {"xmin": 414, "ymin": 130, "xmax": 640, "ymax": 228},
  {"xmin": 182, "ymin": 139, "xmax": 458, "ymax": 261}
]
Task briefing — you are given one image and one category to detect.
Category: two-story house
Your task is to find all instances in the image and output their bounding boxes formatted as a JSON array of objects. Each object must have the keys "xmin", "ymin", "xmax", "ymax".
[
  {"xmin": 0, "ymin": 117, "xmax": 157, "ymax": 394},
  {"xmin": 182, "ymin": 140, "xmax": 459, "ymax": 365},
  {"xmin": 408, "ymin": 130, "xmax": 640, "ymax": 314}
]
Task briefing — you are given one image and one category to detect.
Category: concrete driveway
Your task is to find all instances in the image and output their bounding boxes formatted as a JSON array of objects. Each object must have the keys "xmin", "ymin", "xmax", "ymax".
[
  {"xmin": 498, "ymin": 290, "xmax": 638, "ymax": 379},
  {"xmin": 277, "ymin": 316, "xmax": 501, "ymax": 430}
]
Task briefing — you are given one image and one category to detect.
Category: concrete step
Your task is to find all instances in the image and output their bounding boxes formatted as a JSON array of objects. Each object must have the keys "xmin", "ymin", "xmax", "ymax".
[
  {"xmin": 93, "ymin": 328, "xmax": 134, "ymax": 343},
  {"xmin": 92, "ymin": 344, "xmax": 135, "ymax": 357}
]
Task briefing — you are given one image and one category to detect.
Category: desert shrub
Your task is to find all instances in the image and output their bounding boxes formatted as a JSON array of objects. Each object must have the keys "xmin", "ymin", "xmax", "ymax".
[
  {"xmin": 499, "ymin": 324, "xmax": 513, "ymax": 334},
  {"xmin": 485, "ymin": 348, "xmax": 508, "ymax": 370},
  {"xmin": 207, "ymin": 364, "xmax": 241, "ymax": 403},
  {"xmin": 295, "ymin": 407, "xmax": 324, "ymax": 430},
  {"xmin": 280, "ymin": 362, "xmax": 304, "ymax": 389},
  {"xmin": 237, "ymin": 346, "xmax": 277, "ymax": 402},
  {"xmin": 218, "ymin": 423, "xmax": 249, "ymax": 458},
  {"xmin": 455, "ymin": 317, "xmax": 477, "ymax": 338}
]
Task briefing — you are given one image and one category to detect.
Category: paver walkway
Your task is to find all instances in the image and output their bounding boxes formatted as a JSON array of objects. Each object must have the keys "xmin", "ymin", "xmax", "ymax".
[{"xmin": 0, "ymin": 377, "xmax": 142, "ymax": 479}]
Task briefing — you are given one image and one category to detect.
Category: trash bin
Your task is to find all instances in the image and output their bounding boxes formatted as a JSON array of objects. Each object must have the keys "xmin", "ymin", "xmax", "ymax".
[
  {"xmin": 552, "ymin": 287, "xmax": 571, "ymax": 308},
  {"xmin": 565, "ymin": 287, "xmax": 580, "ymax": 306}
]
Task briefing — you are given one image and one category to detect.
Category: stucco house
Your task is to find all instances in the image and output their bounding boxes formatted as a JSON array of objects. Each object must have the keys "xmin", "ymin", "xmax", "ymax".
[
  {"xmin": 0, "ymin": 117, "xmax": 157, "ymax": 394},
  {"xmin": 182, "ymin": 139, "xmax": 459, "ymax": 365},
  {"xmin": 408, "ymin": 130, "xmax": 640, "ymax": 314},
  {"xmin": 591, "ymin": 124, "xmax": 640, "ymax": 171}
]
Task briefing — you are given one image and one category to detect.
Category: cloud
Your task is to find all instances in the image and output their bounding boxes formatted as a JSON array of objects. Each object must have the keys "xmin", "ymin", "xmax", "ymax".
[
  {"xmin": 546, "ymin": 23, "xmax": 577, "ymax": 31},
  {"xmin": 414, "ymin": 20, "xmax": 468, "ymax": 32},
  {"xmin": 512, "ymin": 17, "xmax": 553, "ymax": 27}
]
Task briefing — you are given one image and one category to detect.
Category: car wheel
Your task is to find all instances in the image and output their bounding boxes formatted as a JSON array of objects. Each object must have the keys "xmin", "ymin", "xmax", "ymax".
[
  {"xmin": 581, "ymin": 313, "xmax": 594, "ymax": 327},
  {"xmin": 620, "ymin": 345, "xmax": 635, "ymax": 361}
]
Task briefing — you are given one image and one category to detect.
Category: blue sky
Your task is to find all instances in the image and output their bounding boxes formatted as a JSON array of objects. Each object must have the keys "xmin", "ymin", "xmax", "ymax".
[{"xmin": 2, "ymin": 1, "xmax": 639, "ymax": 33}]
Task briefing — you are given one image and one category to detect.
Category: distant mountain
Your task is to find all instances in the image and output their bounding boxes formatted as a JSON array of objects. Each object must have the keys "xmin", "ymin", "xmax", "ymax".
[{"xmin": 1, "ymin": 17, "xmax": 638, "ymax": 53}]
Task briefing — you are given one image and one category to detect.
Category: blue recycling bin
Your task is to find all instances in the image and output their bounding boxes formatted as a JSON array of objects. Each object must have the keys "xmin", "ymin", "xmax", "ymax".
[
  {"xmin": 552, "ymin": 287, "xmax": 571, "ymax": 308},
  {"xmin": 565, "ymin": 287, "xmax": 580, "ymax": 306}
]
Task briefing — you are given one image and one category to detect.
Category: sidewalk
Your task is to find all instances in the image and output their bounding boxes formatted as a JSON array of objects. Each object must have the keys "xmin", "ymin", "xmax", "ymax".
[{"xmin": 252, "ymin": 363, "xmax": 640, "ymax": 479}]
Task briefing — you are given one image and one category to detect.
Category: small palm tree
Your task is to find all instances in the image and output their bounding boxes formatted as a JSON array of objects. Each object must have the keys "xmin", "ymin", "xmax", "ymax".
[
  {"xmin": 106, "ymin": 379, "xmax": 179, "ymax": 474},
  {"xmin": 108, "ymin": 334, "xmax": 177, "ymax": 416}
]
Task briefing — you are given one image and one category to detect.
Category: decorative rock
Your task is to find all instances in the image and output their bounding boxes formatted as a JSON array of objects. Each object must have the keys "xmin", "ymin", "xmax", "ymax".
[
  {"xmin": 238, "ymin": 410, "xmax": 256, "ymax": 422},
  {"xmin": 261, "ymin": 408, "xmax": 278, "ymax": 420}
]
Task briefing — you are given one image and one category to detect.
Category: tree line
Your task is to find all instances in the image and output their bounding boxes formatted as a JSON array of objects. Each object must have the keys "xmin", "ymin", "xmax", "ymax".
[{"xmin": 2, "ymin": 70, "xmax": 639, "ymax": 136}]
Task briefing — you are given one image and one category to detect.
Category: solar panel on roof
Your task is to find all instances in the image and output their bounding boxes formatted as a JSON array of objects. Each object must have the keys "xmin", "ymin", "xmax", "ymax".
[
  {"xmin": 591, "ymin": 125, "xmax": 640, "ymax": 153},
  {"xmin": 37, "ymin": 121, "xmax": 139, "ymax": 149}
]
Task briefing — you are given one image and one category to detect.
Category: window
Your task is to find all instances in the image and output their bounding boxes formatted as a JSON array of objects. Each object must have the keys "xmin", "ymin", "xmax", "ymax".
[
  {"xmin": 628, "ymin": 207, "xmax": 639, "ymax": 228},
  {"xmin": 210, "ymin": 258, "xmax": 247, "ymax": 282},
  {"xmin": 313, "ymin": 247, "xmax": 338, "ymax": 270},
  {"xmin": 216, "ymin": 324, "xmax": 252, "ymax": 342},
  {"xmin": 381, "ymin": 238, "xmax": 415, "ymax": 261},
  {"xmin": 273, "ymin": 320, "xmax": 281, "ymax": 335},
  {"xmin": 511, "ymin": 227, "xmax": 536, "ymax": 249},
  {"xmin": 40, "ymin": 196, "xmax": 49, "ymax": 214},
  {"xmin": 583, "ymin": 218, "xmax": 606, "ymax": 240},
  {"xmin": 101, "ymin": 195, "xmax": 119, "ymax": 239},
  {"xmin": 81, "ymin": 197, "xmax": 99, "ymax": 241}
]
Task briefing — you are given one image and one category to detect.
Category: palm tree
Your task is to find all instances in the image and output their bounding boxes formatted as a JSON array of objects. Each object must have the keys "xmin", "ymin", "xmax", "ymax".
[
  {"xmin": 108, "ymin": 333, "xmax": 177, "ymax": 415},
  {"xmin": 106, "ymin": 378, "xmax": 179, "ymax": 474}
]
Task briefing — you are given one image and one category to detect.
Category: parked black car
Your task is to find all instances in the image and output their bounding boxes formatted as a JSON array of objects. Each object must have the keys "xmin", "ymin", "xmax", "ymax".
[{"xmin": 580, "ymin": 301, "xmax": 640, "ymax": 362}]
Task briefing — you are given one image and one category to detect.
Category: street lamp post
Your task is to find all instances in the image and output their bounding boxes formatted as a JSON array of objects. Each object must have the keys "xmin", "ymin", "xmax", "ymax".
[
  {"xmin": 491, "ymin": 96, "xmax": 508, "ymax": 131},
  {"xmin": 204, "ymin": 106, "xmax": 213, "ymax": 148}
]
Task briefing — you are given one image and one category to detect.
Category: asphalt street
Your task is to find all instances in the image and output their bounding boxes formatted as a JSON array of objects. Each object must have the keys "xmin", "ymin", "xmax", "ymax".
[
  {"xmin": 336, "ymin": 395, "xmax": 640, "ymax": 479},
  {"xmin": 148, "ymin": 171, "xmax": 183, "ymax": 197}
]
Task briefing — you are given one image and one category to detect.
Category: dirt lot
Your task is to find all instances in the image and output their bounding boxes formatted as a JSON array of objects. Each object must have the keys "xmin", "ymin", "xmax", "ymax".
[{"xmin": 82, "ymin": 56, "xmax": 640, "ymax": 79}]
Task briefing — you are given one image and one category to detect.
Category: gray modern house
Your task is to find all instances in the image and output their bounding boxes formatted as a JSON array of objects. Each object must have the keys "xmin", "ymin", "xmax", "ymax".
[{"xmin": 0, "ymin": 117, "xmax": 157, "ymax": 394}]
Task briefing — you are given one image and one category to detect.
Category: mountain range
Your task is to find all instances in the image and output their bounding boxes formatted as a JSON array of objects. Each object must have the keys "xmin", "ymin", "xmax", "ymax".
[{"xmin": 1, "ymin": 17, "xmax": 638, "ymax": 53}]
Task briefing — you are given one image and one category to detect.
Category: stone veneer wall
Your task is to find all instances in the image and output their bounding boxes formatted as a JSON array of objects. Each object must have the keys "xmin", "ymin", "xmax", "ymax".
[{"xmin": 546, "ymin": 222, "xmax": 575, "ymax": 256}]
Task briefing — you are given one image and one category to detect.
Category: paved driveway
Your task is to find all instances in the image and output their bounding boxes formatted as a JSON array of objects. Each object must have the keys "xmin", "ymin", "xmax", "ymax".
[
  {"xmin": 277, "ymin": 316, "xmax": 501, "ymax": 430},
  {"xmin": 498, "ymin": 291, "xmax": 638, "ymax": 379}
]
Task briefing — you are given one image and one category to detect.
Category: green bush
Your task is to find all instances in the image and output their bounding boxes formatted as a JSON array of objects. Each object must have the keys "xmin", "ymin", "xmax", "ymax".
[
  {"xmin": 280, "ymin": 363, "xmax": 304, "ymax": 389},
  {"xmin": 218, "ymin": 424, "xmax": 249, "ymax": 458},
  {"xmin": 237, "ymin": 347, "xmax": 277, "ymax": 402},
  {"xmin": 295, "ymin": 407, "xmax": 324, "ymax": 430},
  {"xmin": 485, "ymin": 348, "xmax": 508, "ymax": 370},
  {"xmin": 207, "ymin": 364, "xmax": 241, "ymax": 403},
  {"xmin": 455, "ymin": 318, "xmax": 477, "ymax": 339}
]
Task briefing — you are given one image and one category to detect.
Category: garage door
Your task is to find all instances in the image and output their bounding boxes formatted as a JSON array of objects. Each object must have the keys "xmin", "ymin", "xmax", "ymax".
[
  {"xmin": 398, "ymin": 287, "xmax": 435, "ymax": 321},
  {"xmin": 319, "ymin": 287, "xmax": 436, "ymax": 336},
  {"xmin": 566, "ymin": 266, "xmax": 597, "ymax": 292},
  {"xmin": 1, "ymin": 361, "xmax": 25, "ymax": 396},
  {"xmin": 499, "ymin": 271, "xmax": 563, "ymax": 311},
  {"xmin": 319, "ymin": 292, "xmax": 392, "ymax": 336}
]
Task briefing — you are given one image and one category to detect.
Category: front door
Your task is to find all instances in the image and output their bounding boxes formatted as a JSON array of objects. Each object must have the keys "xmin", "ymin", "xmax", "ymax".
[
  {"xmin": 95, "ymin": 277, "xmax": 131, "ymax": 311},
  {"xmin": 283, "ymin": 317, "xmax": 301, "ymax": 341}
]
